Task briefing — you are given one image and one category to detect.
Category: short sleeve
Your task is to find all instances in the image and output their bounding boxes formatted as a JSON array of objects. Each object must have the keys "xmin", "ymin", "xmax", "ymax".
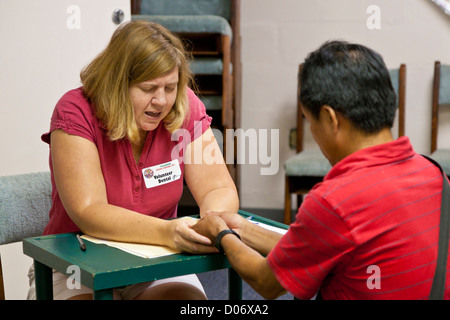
[
  {"xmin": 267, "ymin": 191, "xmax": 356, "ymax": 300},
  {"xmin": 184, "ymin": 87, "xmax": 212, "ymax": 141},
  {"xmin": 41, "ymin": 88, "xmax": 98, "ymax": 145}
]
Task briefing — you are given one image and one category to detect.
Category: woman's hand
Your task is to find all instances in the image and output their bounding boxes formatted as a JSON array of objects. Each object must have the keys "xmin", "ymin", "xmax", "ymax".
[
  {"xmin": 167, "ymin": 217, "xmax": 218, "ymax": 254},
  {"xmin": 205, "ymin": 212, "xmax": 247, "ymax": 236}
]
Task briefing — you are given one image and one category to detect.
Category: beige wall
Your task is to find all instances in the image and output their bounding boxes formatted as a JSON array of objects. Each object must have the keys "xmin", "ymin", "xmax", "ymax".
[
  {"xmin": 0, "ymin": 0, "xmax": 130, "ymax": 299},
  {"xmin": 0, "ymin": 0, "xmax": 130, "ymax": 176},
  {"xmin": 239, "ymin": 0, "xmax": 450, "ymax": 209}
]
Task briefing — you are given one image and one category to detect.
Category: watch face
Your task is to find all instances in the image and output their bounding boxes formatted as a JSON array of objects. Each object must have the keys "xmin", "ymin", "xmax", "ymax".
[{"xmin": 431, "ymin": 0, "xmax": 450, "ymax": 15}]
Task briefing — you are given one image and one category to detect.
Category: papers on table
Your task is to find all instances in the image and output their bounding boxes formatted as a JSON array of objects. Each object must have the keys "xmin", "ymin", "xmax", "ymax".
[
  {"xmin": 81, "ymin": 234, "xmax": 180, "ymax": 259},
  {"xmin": 80, "ymin": 216, "xmax": 287, "ymax": 259},
  {"xmin": 247, "ymin": 220, "xmax": 288, "ymax": 235},
  {"xmin": 80, "ymin": 217, "xmax": 200, "ymax": 259}
]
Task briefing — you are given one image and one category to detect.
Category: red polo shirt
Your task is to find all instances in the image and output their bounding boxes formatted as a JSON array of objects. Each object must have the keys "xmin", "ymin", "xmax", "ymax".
[
  {"xmin": 41, "ymin": 87, "xmax": 211, "ymax": 235},
  {"xmin": 268, "ymin": 137, "xmax": 449, "ymax": 300}
]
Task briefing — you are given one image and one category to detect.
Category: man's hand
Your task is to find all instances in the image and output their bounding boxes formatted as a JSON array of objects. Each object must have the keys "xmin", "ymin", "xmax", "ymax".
[{"xmin": 205, "ymin": 211, "xmax": 248, "ymax": 236}]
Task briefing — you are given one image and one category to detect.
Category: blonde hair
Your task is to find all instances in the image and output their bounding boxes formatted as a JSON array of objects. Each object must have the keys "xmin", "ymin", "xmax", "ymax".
[{"xmin": 80, "ymin": 20, "xmax": 193, "ymax": 144}]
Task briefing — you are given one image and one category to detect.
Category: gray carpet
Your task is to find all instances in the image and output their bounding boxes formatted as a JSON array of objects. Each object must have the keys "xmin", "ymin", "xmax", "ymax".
[{"xmin": 198, "ymin": 269, "xmax": 294, "ymax": 300}]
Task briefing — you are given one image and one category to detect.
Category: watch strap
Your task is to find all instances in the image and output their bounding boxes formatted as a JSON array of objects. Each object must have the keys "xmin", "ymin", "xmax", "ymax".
[{"xmin": 215, "ymin": 229, "xmax": 241, "ymax": 254}]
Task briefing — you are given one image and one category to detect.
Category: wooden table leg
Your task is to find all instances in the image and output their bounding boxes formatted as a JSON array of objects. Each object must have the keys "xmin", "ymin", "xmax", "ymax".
[
  {"xmin": 34, "ymin": 260, "xmax": 53, "ymax": 300},
  {"xmin": 93, "ymin": 289, "xmax": 114, "ymax": 300},
  {"xmin": 228, "ymin": 268, "xmax": 242, "ymax": 300}
]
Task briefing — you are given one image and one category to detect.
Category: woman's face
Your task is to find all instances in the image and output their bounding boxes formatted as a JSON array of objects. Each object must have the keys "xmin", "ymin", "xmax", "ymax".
[{"xmin": 129, "ymin": 67, "xmax": 179, "ymax": 132}]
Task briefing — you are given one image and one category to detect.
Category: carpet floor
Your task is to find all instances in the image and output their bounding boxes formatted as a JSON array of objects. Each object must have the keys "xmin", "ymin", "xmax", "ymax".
[{"xmin": 197, "ymin": 269, "xmax": 293, "ymax": 300}]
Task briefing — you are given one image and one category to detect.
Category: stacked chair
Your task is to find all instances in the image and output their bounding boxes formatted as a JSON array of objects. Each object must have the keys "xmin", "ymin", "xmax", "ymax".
[{"xmin": 131, "ymin": 0, "xmax": 241, "ymax": 185}]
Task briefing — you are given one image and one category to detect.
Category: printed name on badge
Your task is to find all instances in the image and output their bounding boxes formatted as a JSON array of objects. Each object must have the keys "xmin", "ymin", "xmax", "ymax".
[{"xmin": 142, "ymin": 159, "xmax": 181, "ymax": 189}]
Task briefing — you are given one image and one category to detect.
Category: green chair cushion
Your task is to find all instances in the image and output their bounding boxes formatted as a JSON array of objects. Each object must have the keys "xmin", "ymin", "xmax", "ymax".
[
  {"xmin": 191, "ymin": 58, "xmax": 224, "ymax": 75},
  {"xmin": 284, "ymin": 150, "xmax": 331, "ymax": 177},
  {"xmin": 132, "ymin": 15, "xmax": 232, "ymax": 38},
  {"xmin": 439, "ymin": 65, "xmax": 450, "ymax": 105},
  {"xmin": 199, "ymin": 95, "xmax": 222, "ymax": 111},
  {"xmin": 140, "ymin": 0, "xmax": 232, "ymax": 21}
]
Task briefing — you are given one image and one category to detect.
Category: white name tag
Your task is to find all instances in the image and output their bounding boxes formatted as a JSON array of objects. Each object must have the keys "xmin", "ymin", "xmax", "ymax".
[{"xmin": 142, "ymin": 159, "xmax": 182, "ymax": 189}]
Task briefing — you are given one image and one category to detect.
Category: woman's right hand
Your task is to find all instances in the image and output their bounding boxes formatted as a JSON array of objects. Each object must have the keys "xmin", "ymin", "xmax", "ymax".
[{"xmin": 167, "ymin": 217, "xmax": 218, "ymax": 254}]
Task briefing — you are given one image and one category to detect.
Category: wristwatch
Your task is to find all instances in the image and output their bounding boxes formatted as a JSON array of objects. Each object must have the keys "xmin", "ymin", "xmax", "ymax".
[{"xmin": 215, "ymin": 229, "xmax": 241, "ymax": 254}]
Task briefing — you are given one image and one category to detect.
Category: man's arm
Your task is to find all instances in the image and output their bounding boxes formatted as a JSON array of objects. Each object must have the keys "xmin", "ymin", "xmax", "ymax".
[{"xmin": 191, "ymin": 215, "xmax": 286, "ymax": 299}]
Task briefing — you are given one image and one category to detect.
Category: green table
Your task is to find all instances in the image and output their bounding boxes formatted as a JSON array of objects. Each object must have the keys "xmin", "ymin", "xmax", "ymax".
[{"xmin": 22, "ymin": 210, "xmax": 288, "ymax": 300}]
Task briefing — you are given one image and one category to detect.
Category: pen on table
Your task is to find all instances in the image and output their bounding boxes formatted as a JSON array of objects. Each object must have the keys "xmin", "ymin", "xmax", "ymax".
[
  {"xmin": 76, "ymin": 234, "xmax": 87, "ymax": 251},
  {"xmin": 246, "ymin": 215, "xmax": 260, "ymax": 226}
]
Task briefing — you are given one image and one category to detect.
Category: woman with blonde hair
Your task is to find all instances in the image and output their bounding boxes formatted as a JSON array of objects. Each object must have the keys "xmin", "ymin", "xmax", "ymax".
[{"xmin": 27, "ymin": 20, "xmax": 239, "ymax": 300}]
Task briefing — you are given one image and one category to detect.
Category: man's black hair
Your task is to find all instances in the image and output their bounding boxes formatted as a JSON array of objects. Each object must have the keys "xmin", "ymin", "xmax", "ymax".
[{"xmin": 299, "ymin": 40, "xmax": 398, "ymax": 133}]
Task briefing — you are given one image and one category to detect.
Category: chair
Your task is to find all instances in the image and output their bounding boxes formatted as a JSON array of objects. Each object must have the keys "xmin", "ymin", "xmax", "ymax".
[
  {"xmin": 283, "ymin": 64, "xmax": 407, "ymax": 224},
  {"xmin": 430, "ymin": 61, "xmax": 450, "ymax": 178},
  {"xmin": 0, "ymin": 172, "xmax": 51, "ymax": 299}
]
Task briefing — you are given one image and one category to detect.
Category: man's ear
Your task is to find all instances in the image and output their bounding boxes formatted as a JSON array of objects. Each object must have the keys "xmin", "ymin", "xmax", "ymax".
[{"xmin": 321, "ymin": 105, "xmax": 339, "ymax": 135}]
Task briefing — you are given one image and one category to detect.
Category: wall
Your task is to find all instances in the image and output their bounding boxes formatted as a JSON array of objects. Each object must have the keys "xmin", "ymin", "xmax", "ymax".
[
  {"xmin": 0, "ymin": 0, "xmax": 130, "ymax": 299},
  {"xmin": 0, "ymin": 0, "xmax": 130, "ymax": 176},
  {"xmin": 238, "ymin": 0, "xmax": 450, "ymax": 210}
]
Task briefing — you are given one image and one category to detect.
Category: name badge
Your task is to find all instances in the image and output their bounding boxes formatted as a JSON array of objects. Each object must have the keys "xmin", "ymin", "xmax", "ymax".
[{"xmin": 142, "ymin": 159, "xmax": 182, "ymax": 189}]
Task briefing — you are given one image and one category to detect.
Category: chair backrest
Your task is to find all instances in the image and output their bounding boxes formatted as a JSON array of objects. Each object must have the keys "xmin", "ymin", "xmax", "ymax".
[
  {"xmin": 295, "ymin": 63, "xmax": 406, "ymax": 153},
  {"xmin": 0, "ymin": 172, "xmax": 51, "ymax": 245},
  {"xmin": 138, "ymin": 0, "xmax": 232, "ymax": 21},
  {"xmin": 389, "ymin": 64, "xmax": 407, "ymax": 138},
  {"xmin": 431, "ymin": 61, "xmax": 450, "ymax": 153},
  {"xmin": 0, "ymin": 171, "xmax": 51, "ymax": 299}
]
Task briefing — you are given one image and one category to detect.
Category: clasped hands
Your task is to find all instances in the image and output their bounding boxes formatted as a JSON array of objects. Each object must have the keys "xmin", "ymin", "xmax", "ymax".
[
  {"xmin": 171, "ymin": 212, "xmax": 244, "ymax": 254},
  {"xmin": 190, "ymin": 212, "xmax": 245, "ymax": 252}
]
